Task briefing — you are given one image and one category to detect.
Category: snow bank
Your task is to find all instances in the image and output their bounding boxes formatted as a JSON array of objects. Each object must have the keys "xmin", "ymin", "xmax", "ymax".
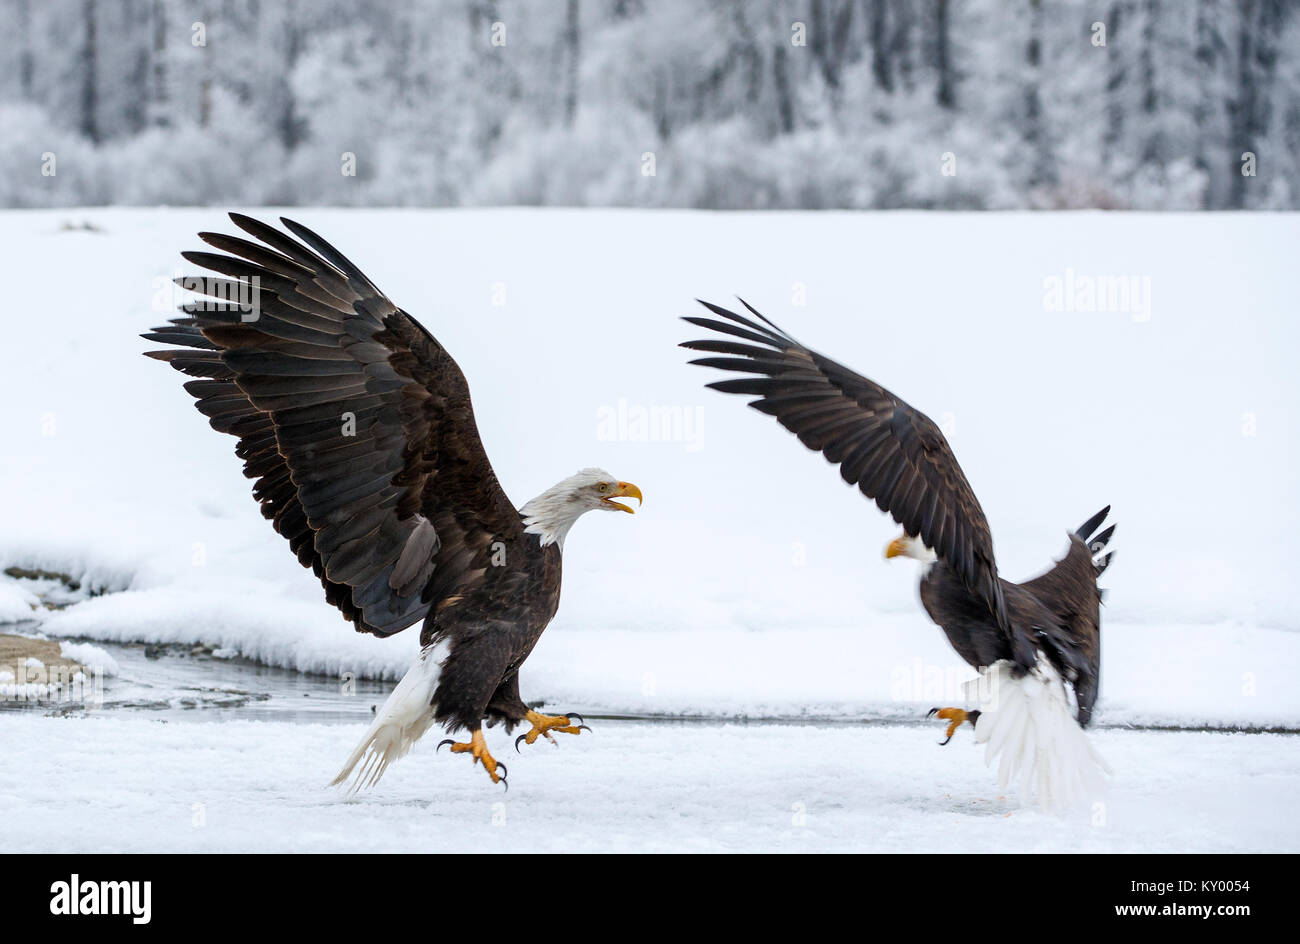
[
  {"xmin": 0, "ymin": 580, "xmax": 38, "ymax": 622},
  {"xmin": 56, "ymin": 640, "xmax": 119, "ymax": 677}
]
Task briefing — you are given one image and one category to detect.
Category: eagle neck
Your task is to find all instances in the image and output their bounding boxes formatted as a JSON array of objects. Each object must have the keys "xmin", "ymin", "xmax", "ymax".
[{"xmin": 519, "ymin": 483, "xmax": 584, "ymax": 551}]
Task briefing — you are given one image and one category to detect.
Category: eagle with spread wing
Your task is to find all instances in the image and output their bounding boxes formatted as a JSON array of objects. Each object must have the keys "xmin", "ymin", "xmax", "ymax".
[
  {"xmin": 144, "ymin": 214, "xmax": 641, "ymax": 791},
  {"xmin": 683, "ymin": 300, "xmax": 1114, "ymax": 807}
]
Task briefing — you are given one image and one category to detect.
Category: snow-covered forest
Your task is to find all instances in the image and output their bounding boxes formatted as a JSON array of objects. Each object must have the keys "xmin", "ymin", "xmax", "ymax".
[{"xmin": 3, "ymin": 0, "xmax": 1297, "ymax": 210}]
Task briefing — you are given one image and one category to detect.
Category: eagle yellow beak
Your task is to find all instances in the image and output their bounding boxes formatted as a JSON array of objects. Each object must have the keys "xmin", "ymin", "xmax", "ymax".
[
  {"xmin": 603, "ymin": 481, "xmax": 643, "ymax": 514},
  {"xmin": 885, "ymin": 536, "xmax": 909, "ymax": 559}
]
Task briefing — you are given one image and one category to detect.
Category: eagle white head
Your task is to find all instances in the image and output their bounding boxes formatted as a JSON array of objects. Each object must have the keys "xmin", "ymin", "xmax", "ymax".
[
  {"xmin": 885, "ymin": 532, "xmax": 937, "ymax": 565},
  {"xmin": 520, "ymin": 467, "xmax": 643, "ymax": 549}
]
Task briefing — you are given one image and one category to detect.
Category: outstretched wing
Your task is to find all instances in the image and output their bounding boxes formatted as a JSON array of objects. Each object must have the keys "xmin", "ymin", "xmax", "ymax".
[
  {"xmin": 144, "ymin": 214, "xmax": 522, "ymax": 636},
  {"xmin": 682, "ymin": 299, "xmax": 1012, "ymax": 641}
]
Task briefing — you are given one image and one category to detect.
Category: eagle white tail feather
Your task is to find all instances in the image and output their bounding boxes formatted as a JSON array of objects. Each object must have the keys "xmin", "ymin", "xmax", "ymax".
[
  {"xmin": 965, "ymin": 657, "xmax": 1111, "ymax": 811},
  {"xmin": 330, "ymin": 644, "xmax": 443, "ymax": 794}
]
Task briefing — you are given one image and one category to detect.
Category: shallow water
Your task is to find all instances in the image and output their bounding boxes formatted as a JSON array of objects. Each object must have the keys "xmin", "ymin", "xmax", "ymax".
[
  {"xmin": 6, "ymin": 628, "xmax": 1297, "ymax": 733},
  {"xmin": 2, "ymin": 630, "xmax": 390, "ymax": 723}
]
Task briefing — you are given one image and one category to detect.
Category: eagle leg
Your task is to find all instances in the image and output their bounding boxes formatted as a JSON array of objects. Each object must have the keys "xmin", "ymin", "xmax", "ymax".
[
  {"xmin": 514, "ymin": 710, "xmax": 591, "ymax": 753},
  {"xmin": 437, "ymin": 730, "xmax": 508, "ymax": 788},
  {"xmin": 926, "ymin": 707, "xmax": 982, "ymax": 746}
]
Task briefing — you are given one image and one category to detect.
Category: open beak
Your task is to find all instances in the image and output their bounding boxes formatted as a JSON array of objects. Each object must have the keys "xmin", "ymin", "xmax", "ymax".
[
  {"xmin": 885, "ymin": 536, "xmax": 908, "ymax": 559},
  {"xmin": 603, "ymin": 481, "xmax": 643, "ymax": 514}
]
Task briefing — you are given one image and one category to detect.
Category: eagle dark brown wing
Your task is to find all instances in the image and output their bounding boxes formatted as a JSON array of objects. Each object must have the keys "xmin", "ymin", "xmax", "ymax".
[
  {"xmin": 144, "ymin": 213, "xmax": 522, "ymax": 636},
  {"xmin": 682, "ymin": 299, "xmax": 1015, "ymax": 645},
  {"xmin": 1016, "ymin": 507, "xmax": 1115, "ymax": 725}
]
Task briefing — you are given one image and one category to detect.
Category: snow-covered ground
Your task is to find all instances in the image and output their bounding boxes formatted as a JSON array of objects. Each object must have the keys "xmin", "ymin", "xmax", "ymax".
[
  {"xmin": 1, "ymin": 209, "xmax": 1297, "ymax": 851},
  {"xmin": 4, "ymin": 714, "xmax": 1293, "ymax": 853}
]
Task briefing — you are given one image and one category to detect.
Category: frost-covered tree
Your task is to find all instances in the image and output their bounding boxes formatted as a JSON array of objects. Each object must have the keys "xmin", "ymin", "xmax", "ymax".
[{"xmin": 0, "ymin": 0, "xmax": 1296, "ymax": 208}]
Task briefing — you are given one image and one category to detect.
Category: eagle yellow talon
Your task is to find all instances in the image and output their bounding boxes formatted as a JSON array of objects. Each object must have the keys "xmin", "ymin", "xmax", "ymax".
[
  {"xmin": 437, "ymin": 729, "xmax": 507, "ymax": 788},
  {"xmin": 927, "ymin": 707, "xmax": 979, "ymax": 745},
  {"xmin": 514, "ymin": 710, "xmax": 590, "ymax": 752}
]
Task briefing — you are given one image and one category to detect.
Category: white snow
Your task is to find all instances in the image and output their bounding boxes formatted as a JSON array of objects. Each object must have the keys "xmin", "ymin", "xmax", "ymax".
[
  {"xmin": 56, "ymin": 640, "xmax": 119, "ymax": 676},
  {"xmin": 0, "ymin": 580, "xmax": 38, "ymax": 622},
  {"xmin": 1, "ymin": 714, "xmax": 1293, "ymax": 853}
]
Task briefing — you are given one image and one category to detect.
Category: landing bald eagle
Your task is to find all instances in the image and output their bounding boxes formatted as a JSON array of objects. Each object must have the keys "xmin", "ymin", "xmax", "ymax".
[
  {"xmin": 144, "ymin": 214, "xmax": 641, "ymax": 790},
  {"xmin": 683, "ymin": 300, "xmax": 1113, "ymax": 808}
]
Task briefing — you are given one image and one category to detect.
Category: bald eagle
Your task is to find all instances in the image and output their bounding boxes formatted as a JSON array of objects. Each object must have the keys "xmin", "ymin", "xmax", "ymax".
[
  {"xmin": 144, "ymin": 214, "xmax": 641, "ymax": 791},
  {"xmin": 683, "ymin": 300, "xmax": 1114, "ymax": 808}
]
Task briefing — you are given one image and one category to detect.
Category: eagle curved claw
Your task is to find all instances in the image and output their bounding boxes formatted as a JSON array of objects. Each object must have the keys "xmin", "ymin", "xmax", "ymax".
[
  {"xmin": 927, "ymin": 707, "xmax": 980, "ymax": 746},
  {"xmin": 514, "ymin": 710, "xmax": 591, "ymax": 752},
  {"xmin": 437, "ymin": 730, "xmax": 507, "ymax": 788}
]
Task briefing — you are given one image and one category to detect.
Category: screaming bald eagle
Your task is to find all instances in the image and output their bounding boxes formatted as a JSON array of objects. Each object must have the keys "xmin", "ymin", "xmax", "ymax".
[
  {"xmin": 144, "ymin": 214, "xmax": 642, "ymax": 790},
  {"xmin": 683, "ymin": 300, "xmax": 1114, "ymax": 808}
]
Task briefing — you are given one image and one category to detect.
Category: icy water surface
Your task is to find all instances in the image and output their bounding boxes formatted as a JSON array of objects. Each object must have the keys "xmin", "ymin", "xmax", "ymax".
[
  {"xmin": 2, "ymin": 627, "xmax": 389, "ymax": 723},
  {"xmin": 7, "ymin": 629, "xmax": 1297, "ymax": 735}
]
